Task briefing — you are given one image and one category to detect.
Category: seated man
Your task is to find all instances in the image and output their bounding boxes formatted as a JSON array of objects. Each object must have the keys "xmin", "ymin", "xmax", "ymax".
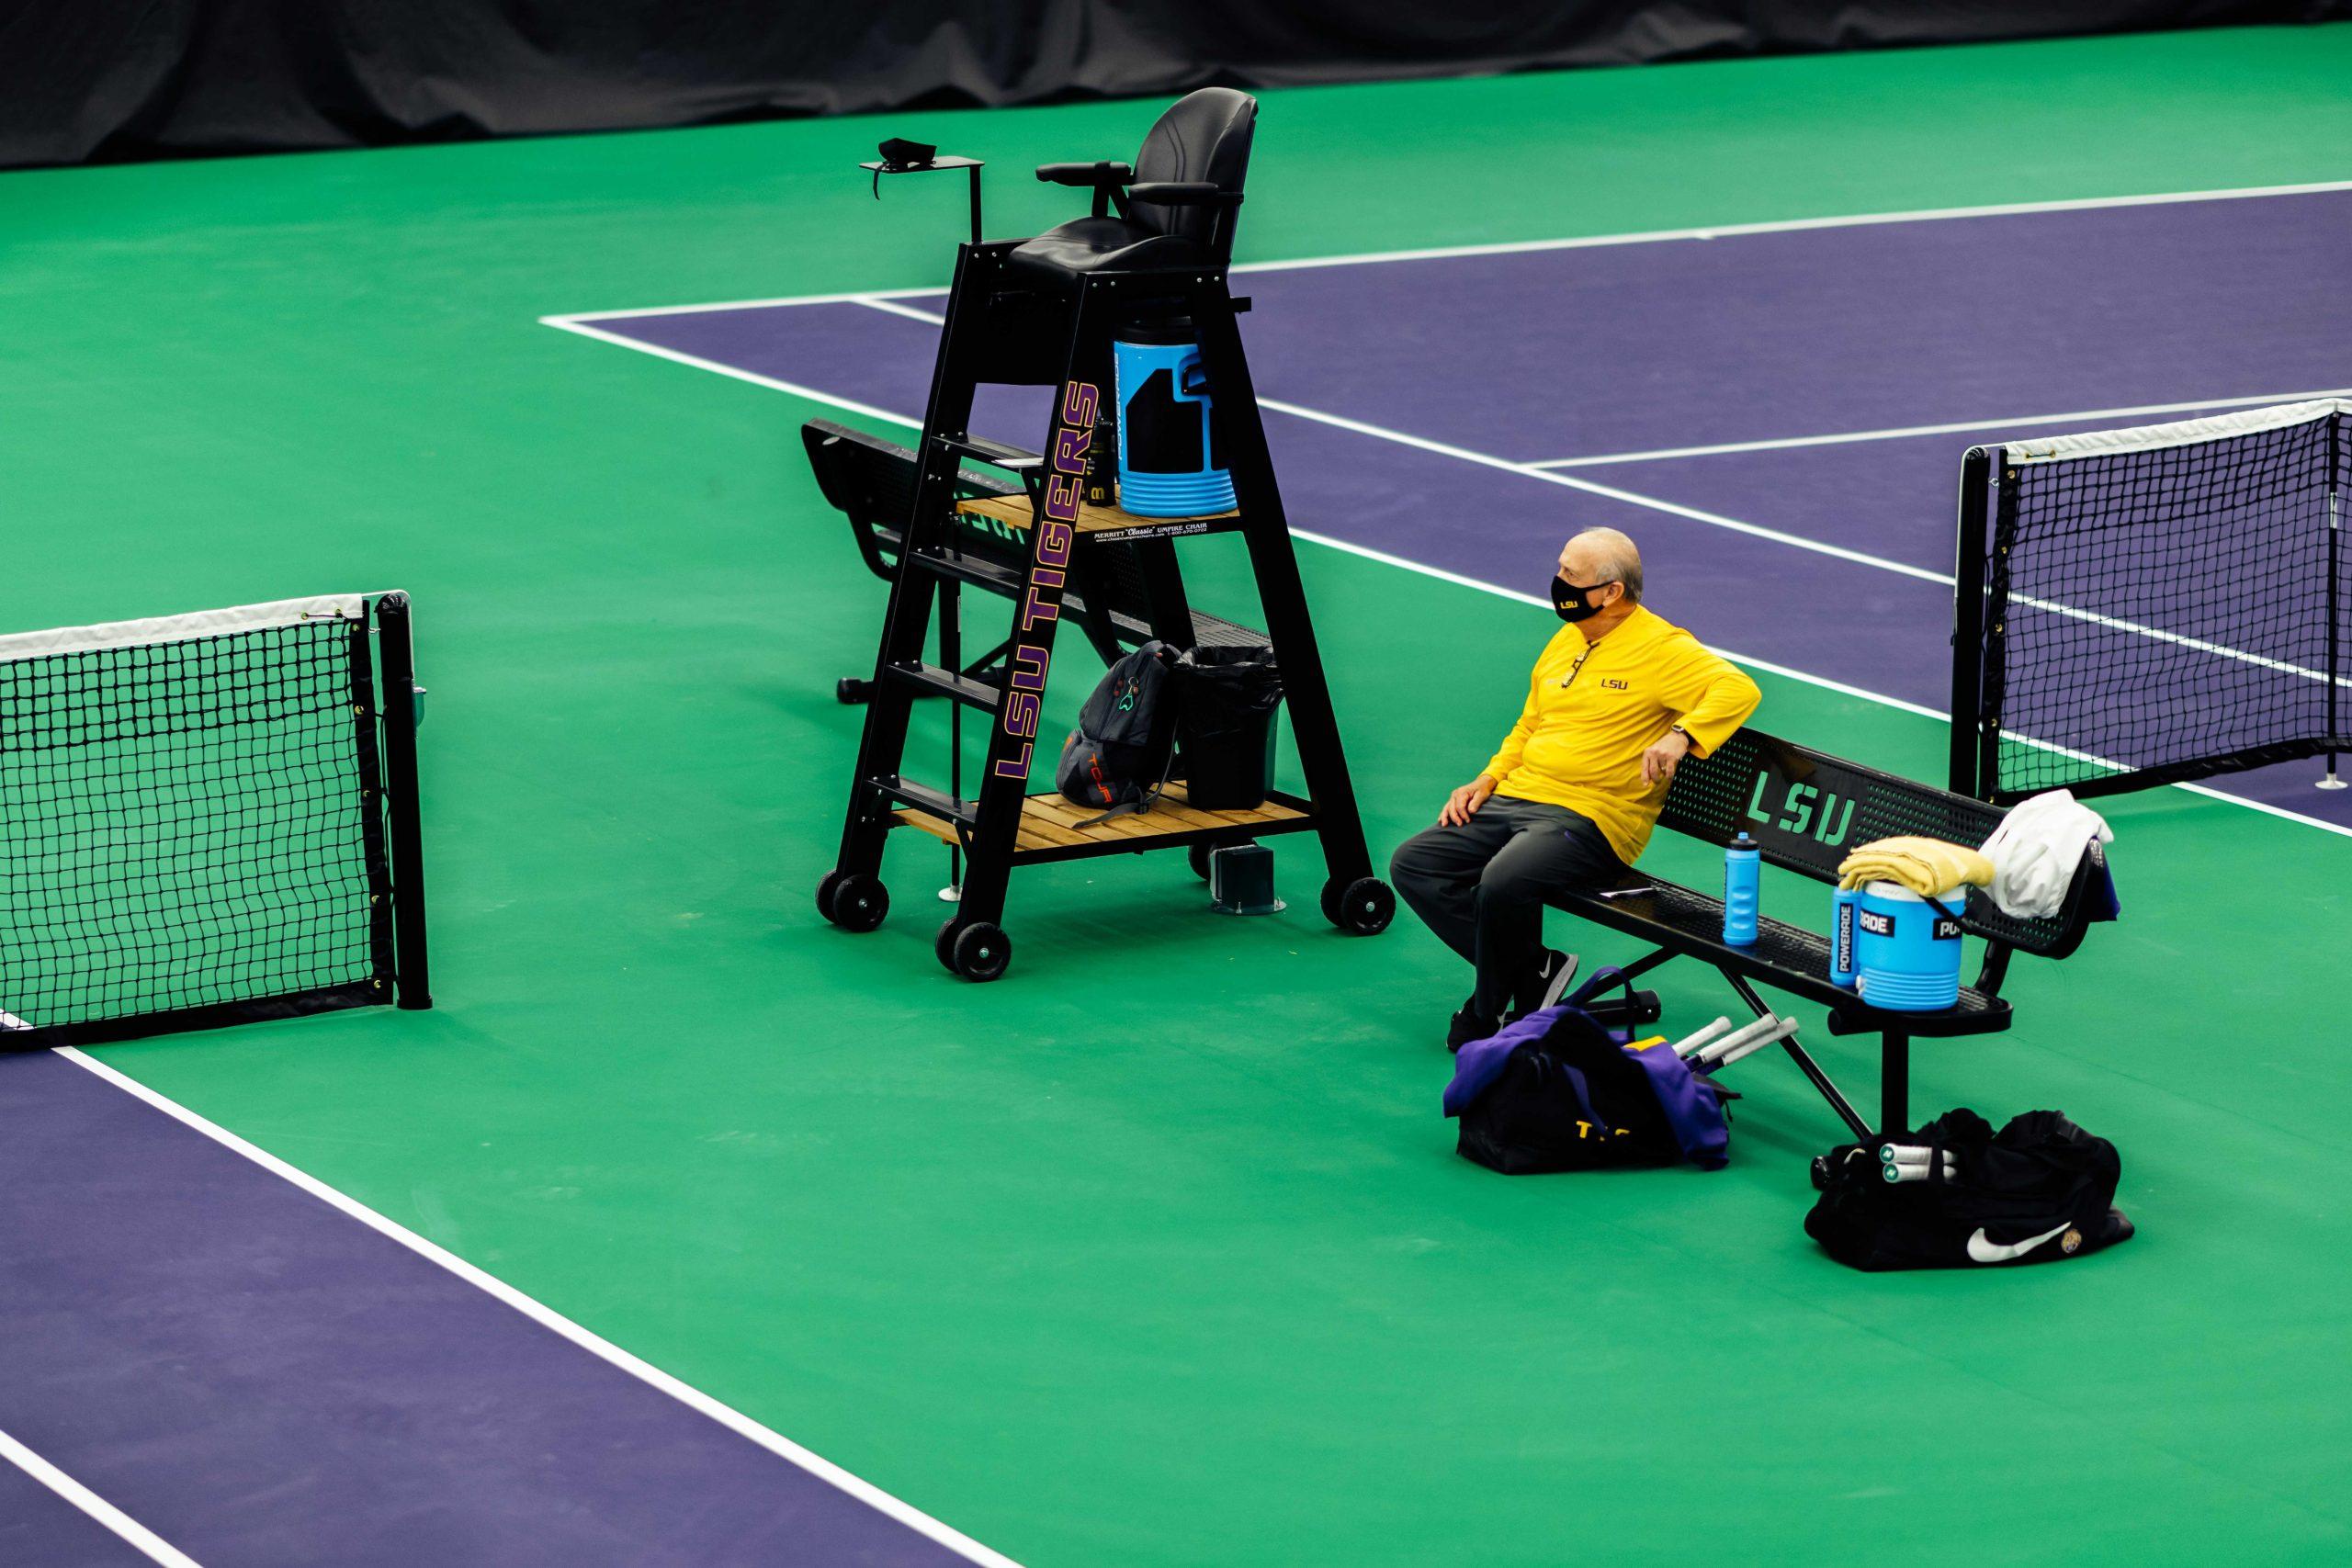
[{"xmin": 1390, "ymin": 527, "xmax": 1761, "ymax": 1047}]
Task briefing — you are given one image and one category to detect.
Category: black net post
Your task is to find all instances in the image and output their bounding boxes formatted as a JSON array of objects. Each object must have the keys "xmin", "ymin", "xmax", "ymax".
[
  {"xmin": 375, "ymin": 592, "xmax": 433, "ymax": 1010},
  {"xmin": 1950, "ymin": 446, "xmax": 1994, "ymax": 797},
  {"xmin": 2328, "ymin": 410, "xmax": 2344, "ymax": 785},
  {"xmin": 1980, "ymin": 454, "xmax": 2018, "ymax": 803}
]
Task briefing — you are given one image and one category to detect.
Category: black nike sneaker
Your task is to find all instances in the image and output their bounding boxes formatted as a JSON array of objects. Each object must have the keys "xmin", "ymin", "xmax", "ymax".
[
  {"xmin": 1447, "ymin": 1004, "xmax": 1498, "ymax": 1052},
  {"xmin": 1509, "ymin": 949, "xmax": 1577, "ymax": 1019}
]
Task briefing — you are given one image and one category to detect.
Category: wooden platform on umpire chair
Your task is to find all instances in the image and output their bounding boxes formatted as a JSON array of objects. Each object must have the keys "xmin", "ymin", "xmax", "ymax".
[
  {"xmin": 956, "ymin": 494, "xmax": 1240, "ymax": 547},
  {"xmin": 894, "ymin": 783, "xmax": 1312, "ymax": 865}
]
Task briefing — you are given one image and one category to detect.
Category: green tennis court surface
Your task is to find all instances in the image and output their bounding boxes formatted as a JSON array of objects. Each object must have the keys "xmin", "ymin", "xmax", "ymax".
[{"xmin": 7, "ymin": 24, "xmax": 2352, "ymax": 1564}]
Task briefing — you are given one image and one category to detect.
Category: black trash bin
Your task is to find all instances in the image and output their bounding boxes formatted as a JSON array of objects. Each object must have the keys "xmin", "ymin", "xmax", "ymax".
[{"xmin": 1174, "ymin": 645, "xmax": 1283, "ymax": 809}]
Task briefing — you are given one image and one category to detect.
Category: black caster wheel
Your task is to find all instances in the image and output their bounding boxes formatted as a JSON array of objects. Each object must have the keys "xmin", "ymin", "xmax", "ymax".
[
  {"xmin": 1321, "ymin": 874, "xmax": 1395, "ymax": 935},
  {"xmin": 823, "ymin": 873, "xmax": 888, "ymax": 932},
  {"xmin": 949, "ymin": 921, "xmax": 1012, "ymax": 982},
  {"xmin": 933, "ymin": 918, "xmax": 961, "ymax": 973},
  {"xmin": 836, "ymin": 677, "xmax": 870, "ymax": 705}
]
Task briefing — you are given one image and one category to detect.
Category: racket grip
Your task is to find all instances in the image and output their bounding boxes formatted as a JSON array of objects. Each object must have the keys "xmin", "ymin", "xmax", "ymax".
[{"xmin": 1671, "ymin": 1017, "xmax": 1734, "ymax": 1057}]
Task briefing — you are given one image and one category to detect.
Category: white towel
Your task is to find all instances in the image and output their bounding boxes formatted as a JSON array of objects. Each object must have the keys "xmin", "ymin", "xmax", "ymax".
[{"xmin": 1978, "ymin": 789, "xmax": 2113, "ymax": 919}]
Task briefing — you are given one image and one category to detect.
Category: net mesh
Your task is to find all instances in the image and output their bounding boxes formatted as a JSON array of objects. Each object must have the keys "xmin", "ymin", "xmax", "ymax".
[
  {"xmin": 0, "ymin": 613, "xmax": 388, "ymax": 1038},
  {"xmin": 1983, "ymin": 406, "xmax": 2347, "ymax": 798}
]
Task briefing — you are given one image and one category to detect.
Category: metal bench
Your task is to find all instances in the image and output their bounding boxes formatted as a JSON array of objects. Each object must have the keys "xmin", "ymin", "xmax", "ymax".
[{"xmin": 1548, "ymin": 727, "xmax": 2109, "ymax": 1138}]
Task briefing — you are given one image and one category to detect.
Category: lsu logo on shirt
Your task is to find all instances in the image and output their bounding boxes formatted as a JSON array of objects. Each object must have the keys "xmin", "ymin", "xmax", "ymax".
[{"xmin": 1598, "ymin": 677, "xmax": 1630, "ymax": 691}]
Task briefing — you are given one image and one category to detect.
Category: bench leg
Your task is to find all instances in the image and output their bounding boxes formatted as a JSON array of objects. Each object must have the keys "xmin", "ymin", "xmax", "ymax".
[
  {"xmin": 1880, "ymin": 1031, "xmax": 1910, "ymax": 1138},
  {"xmin": 1612, "ymin": 946, "xmax": 1681, "ymax": 986},
  {"xmin": 1715, "ymin": 967, "xmax": 1871, "ymax": 1142}
]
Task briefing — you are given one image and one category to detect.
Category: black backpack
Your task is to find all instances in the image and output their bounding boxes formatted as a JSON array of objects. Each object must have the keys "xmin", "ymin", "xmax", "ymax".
[
  {"xmin": 1056, "ymin": 641, "xmax": 1177, "ymax": 819},
  {"xmin": 1804, "ymin": 1107, "xmax": 2135, "ymax": 1271}
]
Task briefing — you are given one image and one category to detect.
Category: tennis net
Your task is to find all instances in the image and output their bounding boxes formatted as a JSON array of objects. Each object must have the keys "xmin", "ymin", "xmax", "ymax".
[
  {"xmin": 1954, "ymin": 399, "xmax": 2351, "ymax": 803},
  {"xmin": 0, "ymin": 592, "xmax": 429, "ymax": 1047}
]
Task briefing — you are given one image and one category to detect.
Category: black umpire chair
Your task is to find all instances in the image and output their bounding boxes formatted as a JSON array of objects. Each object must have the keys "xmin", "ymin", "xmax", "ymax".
[{"xmin": 817, "ymin": 88, "xmax": 1392, "ymax": 980}]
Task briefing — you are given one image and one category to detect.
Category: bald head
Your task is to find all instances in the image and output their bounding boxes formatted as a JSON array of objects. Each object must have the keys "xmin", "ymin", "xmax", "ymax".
[{"xmin": 1561, "ymin": 528, "xmax": 1643, "ymax": 604}]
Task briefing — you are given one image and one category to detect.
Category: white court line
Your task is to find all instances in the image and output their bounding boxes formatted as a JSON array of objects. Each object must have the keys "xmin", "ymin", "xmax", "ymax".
[
  {"xmin": 0, "ymin": 1427, "xmax": 202, "ymax": 1567},
  {"xmin": 837, "ymin": 296, "xmax": 1951, "ymax": 578},
  {"xmin": 539, "ymin": 304, "xmax": 2352, "ymax": 841},
  {"xmin": 541, "ymin": 317, "xmax": 919, "ymax": 426},
  {"xmin": 539, "ymin": 177, "xmax": 2352, "ymax": 324},
  {"xmin": 1528, "ymin": 389, "xmax": 2352, "ymax": 468},
  {"xmin": 54, "ymin": 1048, "xmax": 1024, "ymax": 1568},
  {"xmin": 1285, "ymin": 525, "xmax": 2352, "ymax": 838},
  {"xmin": 856, "ymin": 296, "xmax": 958, "ymax": 326},
  {"xmin": 827, "ymin": 299, "xmax": 2352, "ymax": 693},
  {"xmin": 1246, "ymin": 381, "xmax": 2352, "ymax": 694}
]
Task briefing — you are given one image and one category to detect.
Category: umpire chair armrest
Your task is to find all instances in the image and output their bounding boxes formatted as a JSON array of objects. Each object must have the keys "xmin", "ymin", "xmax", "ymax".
[
  {"xmin": 1127, "ymin": 181, "xmax": 1243, "ymax": 207},
  {"xmin": 1036, "ymin": 160, "xmax": 1136, "ymax": 218},
  {"xmin": 1035, "ymin": 160, "xmax": 1135, "ymax": 186}
]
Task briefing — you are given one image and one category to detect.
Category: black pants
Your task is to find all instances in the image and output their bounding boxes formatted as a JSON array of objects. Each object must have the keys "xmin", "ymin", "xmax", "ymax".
[{"xmin": 1388, "ymin": 795, "xmax": 1626, "ymax": 1019}]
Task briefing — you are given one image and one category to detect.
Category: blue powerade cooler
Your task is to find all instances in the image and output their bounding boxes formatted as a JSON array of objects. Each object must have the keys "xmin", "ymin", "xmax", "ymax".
[
  {"xmin": 1114, "ymin": 324, "xmax": 1237, "ymax": 517},
  {"xmin": 1851, "ymin": 881, "xmax": 1964, "ymax": 1011}
]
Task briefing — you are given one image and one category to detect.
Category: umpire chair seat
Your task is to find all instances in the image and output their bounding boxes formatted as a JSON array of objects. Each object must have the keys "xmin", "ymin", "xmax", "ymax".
[{"xmin": 1006, "ymin": 87, "xmax": 1256, "ymax": 287}]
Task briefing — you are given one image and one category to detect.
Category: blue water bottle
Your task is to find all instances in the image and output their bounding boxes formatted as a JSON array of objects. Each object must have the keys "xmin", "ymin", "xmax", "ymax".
[
  {"xmin": 1724, "ymin": 832, "xmax": 1760, "ymax": 946},
  {"xmin": 1830, "ymin": 886, "xmax": 1863, "ymax": 987}
]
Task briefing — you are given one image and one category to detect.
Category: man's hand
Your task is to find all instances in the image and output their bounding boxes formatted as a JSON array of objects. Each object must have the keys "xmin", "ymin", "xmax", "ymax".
[
  {"xmin": 1440, "ymin": 775, "xmax": 1498, "ymax": 827},
  {"xmin": 1642, "ymin": 728, "xmax": 1693, "ymax": 784}
]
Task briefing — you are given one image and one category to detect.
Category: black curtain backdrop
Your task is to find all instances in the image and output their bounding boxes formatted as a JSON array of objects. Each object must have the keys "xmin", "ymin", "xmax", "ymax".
[{"xmin": 7, "ymin": 0, "xmax": 2346, "ymax": 169}]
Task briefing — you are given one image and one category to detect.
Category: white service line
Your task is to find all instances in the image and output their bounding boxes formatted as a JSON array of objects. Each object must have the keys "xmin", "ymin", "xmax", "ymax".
[
  {"xmin": 553, "ymin": 308, "xmax": 2352, "ymax": 697},
  {"xmin": 539, "ymin": 316, "xmax": 917, "ymax": 427},
  {"xmin": 832, "ymin": 298, "xmax": 1951, "ymax": 583},
  {"xmin": 542, "ymin": 276, "xmax": 2352, "ymax": 841},
  {"xmin": 826, "ymin": 299, "xmax": 1953, "ymax": 583},
  {"xmin": 55, "ymin": 1048, "xmax": 1025, "ymax": 1568},
  {"xmin": 1193, "ymin": 383, "xmax": 2352, "ymax": 694},
  {"xmin": 835, "ymin": 297, "xmax": 2351, "ymax": 690},
  {"xmin": 541, "ymin": 176, "xmax": 2352, "ymax": 324},
  {"xmin": 1527, "ymin": 388, "xmax": 2352, "ymax": 468},
  {"xmin": 1248, "ymin": 392, "xmax": 1953, "ymax": 584},
  {"xmin": 855, "ymin": 295, "xmax": 958, "ymax": 326},
  {"xmin": 1221, "ymin": 178, "xmax": 2352, "ymax": 276},
  {"xmin": 1286, "ymin": 522, "xmax": 2352, "ymax": 840},
  {"xmin": 0, "ymin": 1427, "xmax": 202, "ymax": 1568}
]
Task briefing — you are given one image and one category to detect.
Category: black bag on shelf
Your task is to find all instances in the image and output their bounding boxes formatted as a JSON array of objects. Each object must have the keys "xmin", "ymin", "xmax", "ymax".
[
  {"xmin": 1804, "ymin": 1107, "xmax": 2135, "ymax": 1271},
  {"xmin": 1056, "ymin": 640, "xmax": 1177, "ymax": 819}
]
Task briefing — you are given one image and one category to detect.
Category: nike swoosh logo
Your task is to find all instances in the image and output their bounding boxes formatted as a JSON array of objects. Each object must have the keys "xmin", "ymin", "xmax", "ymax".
[{"xmin": 1966, "ymin": 1223, "xmax": 2071, "ymax": 1264}]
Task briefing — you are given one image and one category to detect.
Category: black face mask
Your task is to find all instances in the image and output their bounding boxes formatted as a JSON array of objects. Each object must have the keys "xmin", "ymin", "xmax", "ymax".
[{"xmin": 1550, "ymin": 575, "xmax": 1611, "ymax": 624}]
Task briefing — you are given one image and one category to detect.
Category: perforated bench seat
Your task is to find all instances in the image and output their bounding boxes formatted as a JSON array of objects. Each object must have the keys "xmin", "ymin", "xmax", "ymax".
[
  {"xmin": 1557, "ymin": 873, "xmax": 2012, "ymax": 1038},
  {"xmin": 1537, "ymin": 726, "xmax": 2106, "ymax": 1138}
]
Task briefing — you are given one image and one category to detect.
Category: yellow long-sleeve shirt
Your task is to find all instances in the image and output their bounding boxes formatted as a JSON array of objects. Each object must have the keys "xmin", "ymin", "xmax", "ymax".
[{"xmin": 1481, "ymin": 605, "xmax": 1762, "ymax": 865}]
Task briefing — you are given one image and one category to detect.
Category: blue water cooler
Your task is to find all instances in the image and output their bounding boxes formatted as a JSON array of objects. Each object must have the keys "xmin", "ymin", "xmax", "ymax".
[
  {"xmin": 1114, "ymin": 324, "xmax": 1237, "ymax": 517},
  {"xmin": 1851, "ymin": 881, "xmax": 1964, "ymax": 1011}
]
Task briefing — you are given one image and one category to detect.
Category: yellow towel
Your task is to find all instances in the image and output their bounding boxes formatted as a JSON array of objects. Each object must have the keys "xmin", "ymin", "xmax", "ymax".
[{"xmin": 1836, "ymin": 836, "xmax": 1995, "ymax": 897}]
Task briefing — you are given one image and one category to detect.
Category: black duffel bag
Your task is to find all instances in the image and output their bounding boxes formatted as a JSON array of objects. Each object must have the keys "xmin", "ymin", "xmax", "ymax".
[
  {"xmin": 1446, "ymin": 969, "xmax": 1730, "ymax": 1174},
  {"xmin": 1805, "ymin": 1107, "xmax": 2135, "ymax": 1270}
]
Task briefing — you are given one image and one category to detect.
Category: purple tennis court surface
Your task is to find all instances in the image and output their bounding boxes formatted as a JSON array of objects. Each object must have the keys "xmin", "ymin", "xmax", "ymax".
[
  {"xmin": 0, "ymin": 1049, "xmax": 993, "ymax": 1566},
  {"xmin": 560, "ymin": 185, "xmax": 2352, "ymax": 829}
]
